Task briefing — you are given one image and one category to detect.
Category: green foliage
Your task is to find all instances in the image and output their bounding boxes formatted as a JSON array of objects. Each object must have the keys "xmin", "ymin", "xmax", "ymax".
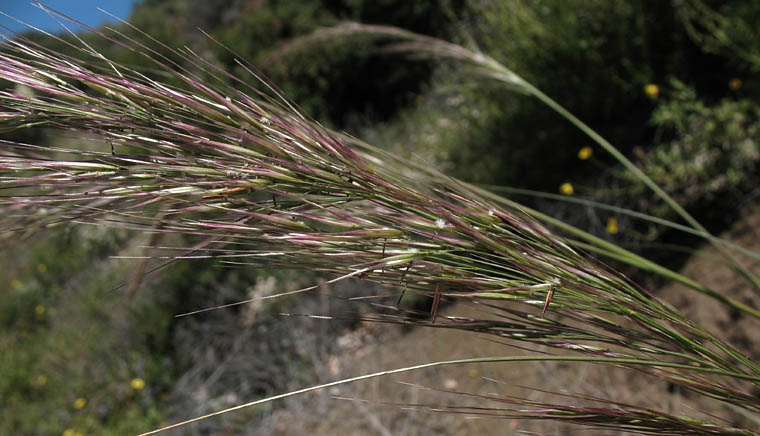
[
  {"xmin": 0, "ymin": 229, "xmax": 170, "ymax": 435},
  {"xmin": 678, "ymin": 0, "xmax": 760, "ymax": 69},
  {"xmin": 637, "ymin": 79, "xmax": 760, "ymax": 214},
  {"xmin": 211, "ymin": 0, "xmax": 462, "ymax": 127},
  {"xmin": 375, "ymin": 0, "xmax": 754, "ymax": 195},
  {"xmin": 2, "ymin": 17, "xmax": 760, "ymax": 434},
  {"xmin": 3, "ymin": 1, "xmax": 760, "ymax": 434}
]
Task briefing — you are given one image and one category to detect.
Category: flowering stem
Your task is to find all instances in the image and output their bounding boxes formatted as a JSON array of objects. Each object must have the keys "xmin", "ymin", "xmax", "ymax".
[
  {"xmin": 467, "ymin": 183, "xmax": 760, "ymax": 319},
  {"xmin": 138, "ymin": 354, "xmax": 760, "ymax": 435},
  {"xmin": 515, "ymin": 78, "xmax": 760, "ymax": 292}
]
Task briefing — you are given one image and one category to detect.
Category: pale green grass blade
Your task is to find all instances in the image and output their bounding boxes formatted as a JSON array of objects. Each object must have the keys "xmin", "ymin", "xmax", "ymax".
[
  {"xmin": 139, "ymin": 355, "xmax": 760, "ymax": 435},
  {"xmin": 484, "ymin": 184, "xmax": 760, "ymax": 262}
]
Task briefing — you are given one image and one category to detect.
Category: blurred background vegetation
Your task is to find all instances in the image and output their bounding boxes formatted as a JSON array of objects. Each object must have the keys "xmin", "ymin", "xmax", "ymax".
[{"xmin": 2, "ymin": 0, "xmax": 759, "ymax": 434}]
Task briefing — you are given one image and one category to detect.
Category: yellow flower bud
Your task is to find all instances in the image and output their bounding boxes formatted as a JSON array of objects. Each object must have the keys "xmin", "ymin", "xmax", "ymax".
[
  {"xmin": 33, "ymin": 375, "xmax": 47, "ymax": 387},
  {"xmin": 578, "ymin": 146, "xmax": 593, "ymax": 160},
  {"xmin": 130, "ymin": 378, "xmax": 146, "ymax": 390},
  {"xmin": 559, "ymin": 182, "xmax": 574, "ymax": 195},
  {"xmin": 606, "ymin": 217, "xmax": 619, "ymax": 235},
  {"xmin": 644, "ymin": 83, "xmax": 659, "ymax": 99}
]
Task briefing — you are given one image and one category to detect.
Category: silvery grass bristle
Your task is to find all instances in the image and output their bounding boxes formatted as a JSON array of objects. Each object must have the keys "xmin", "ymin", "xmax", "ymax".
[
  {"xmin": 0, "ymin": 7, "xmax": 758, "ymax": 435},
  {"xmin": 270, "ymin": 21, "xmax": 760, "ymax": 307}
]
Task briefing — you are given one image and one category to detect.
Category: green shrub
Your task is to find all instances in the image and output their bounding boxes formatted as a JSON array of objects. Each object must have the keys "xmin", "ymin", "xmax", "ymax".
[{"xmin": 638, "ymin": 79, "xmax": 760, "ymax": 208}]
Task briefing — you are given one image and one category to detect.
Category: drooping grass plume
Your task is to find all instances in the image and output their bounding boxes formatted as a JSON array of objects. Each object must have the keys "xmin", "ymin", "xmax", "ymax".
[
  {"xmin": 269, "ymin": 21, "xmax": 760, "ymax": 301},
  {"xmin": 1, "ymin": 7, "xmax": 759, "ymax": 434}
]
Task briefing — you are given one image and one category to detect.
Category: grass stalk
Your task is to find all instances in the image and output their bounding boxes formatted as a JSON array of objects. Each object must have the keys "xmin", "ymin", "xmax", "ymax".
[
  {"xmin": 518, "ymin": 79, "xmax": 760, "ymax": 291},
  {"xmin": 274, "ymin": 22, "xmax": 760, "ymax": 298},
  {"xmin": 466, "ymin": 183, "xmax": 760, "ymax": 319},
  {"xmin": 0, "ymin": 13, "xmax": 759, "ymax": 435},
  {"xmin": 139, "ymin": 354, "xmax": 760, "ymax": 435},
  {"xmin": 483, "ymin": 184, "xmax": 760, "ymax": 263}
]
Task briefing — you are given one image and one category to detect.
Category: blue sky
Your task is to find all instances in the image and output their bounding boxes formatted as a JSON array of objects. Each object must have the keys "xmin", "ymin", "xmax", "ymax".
[{"xmin": 1, "ymin": 0, "xmax": 140, "ymax": 34}]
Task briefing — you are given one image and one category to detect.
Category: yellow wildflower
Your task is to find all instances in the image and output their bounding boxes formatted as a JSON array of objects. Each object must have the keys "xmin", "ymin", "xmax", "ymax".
[
  {"xmin": 73, "ymin": 397, "xmax": 86, "ymax": 409},
  {"xmin": 62, "ymin": 430, "xmax": 75, "ymax": 436},
  {"xmin": 35, "ymin": 305, "xmax": 46, "ymax": 316},
  {"xmin": 130, "ymin": 378, "xmax": 146, "ymax": 390},
  {"xmin": 644, "ymin": 83, "xmax": 659, "ymax": 99},
  {"xmin": 729, "ymin": 78, "xmax": 742, "ymax": 90},
  {"xmin": 559, "ymin": 182, "xmax": 574, "ymax": 195},
  {"xmin": 37, "ymin": 263, "xmax": 48, "ymax": 273},
  {"xmin": 11, "ymin": 279, "xmax": 22, "ymax": 290},
  {"xmin": 578, "ymin": 146, "xmax": 593, "ymax": 160},
  {"xmin": 606, "ymin": 217, "xmax": 619, "ymax": 235},
  {"xmin": 33, "ymin": 375, "xmax": 47, "ymax": 387}
]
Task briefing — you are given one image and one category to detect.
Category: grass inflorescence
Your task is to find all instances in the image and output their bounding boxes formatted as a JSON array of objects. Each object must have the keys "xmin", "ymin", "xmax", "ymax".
[{"xmin": 1, "ymin": 6, "xmax": 759, "ymax": 435}]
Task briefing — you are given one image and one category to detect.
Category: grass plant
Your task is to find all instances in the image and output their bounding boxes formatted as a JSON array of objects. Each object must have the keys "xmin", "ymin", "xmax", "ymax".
[
  {"xmin": 273, "ymin": 21, "xmax": 760, "ymax": 303},
  {"xmin": 1, "ymin": 5, "xmax": 759, "ymax": 435}
]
